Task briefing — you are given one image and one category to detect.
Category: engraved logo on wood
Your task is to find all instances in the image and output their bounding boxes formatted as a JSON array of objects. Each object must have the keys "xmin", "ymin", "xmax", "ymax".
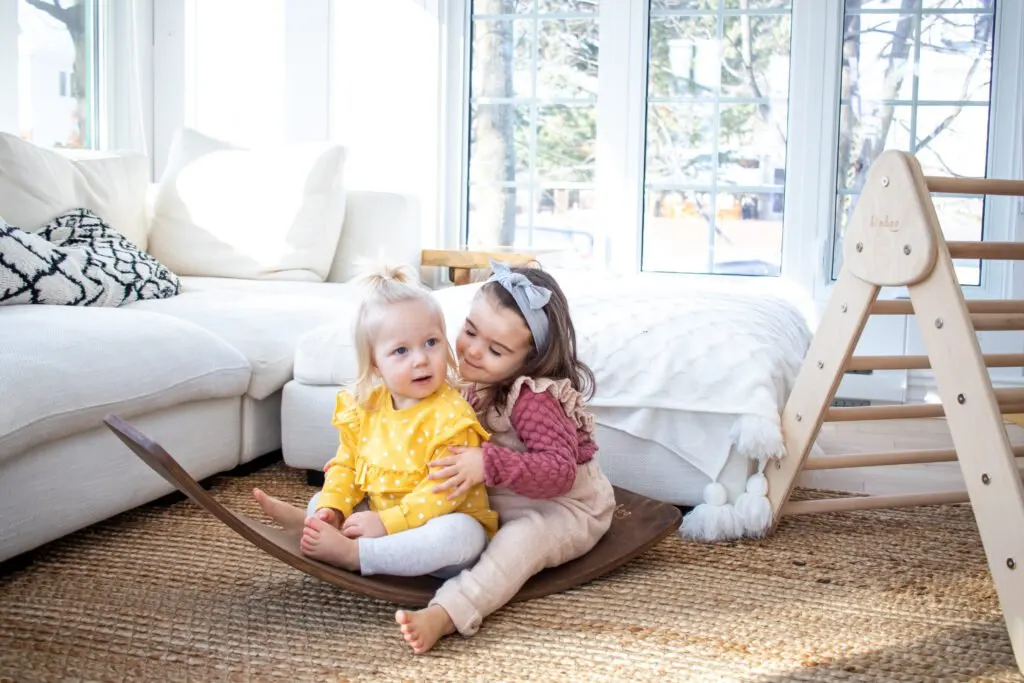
[{"xmin": 870, "ymin": 214, "xmax": 901, "ymax": 232}]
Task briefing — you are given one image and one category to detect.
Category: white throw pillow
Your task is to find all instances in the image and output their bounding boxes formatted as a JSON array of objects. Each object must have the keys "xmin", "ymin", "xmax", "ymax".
[
  {"xmin": 0, "ymin": 133, "xmax": 150, "ymax": 250},
  {"xmin": 147, "ymin": 128, "xmax": 348, "ymax": 282}
]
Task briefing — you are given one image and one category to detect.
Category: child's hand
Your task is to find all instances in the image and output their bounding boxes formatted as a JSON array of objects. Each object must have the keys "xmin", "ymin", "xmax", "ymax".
[
  {"xmin": 429, "ymin": 446, "xmax": 485, "ymax": 500},
  {"xmin": 342, "ymin": 511, "xmax": 386, "ymax": 539}
]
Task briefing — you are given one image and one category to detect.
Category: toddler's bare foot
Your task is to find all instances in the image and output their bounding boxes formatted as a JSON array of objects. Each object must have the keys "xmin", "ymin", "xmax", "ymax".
[
  {"xmin": 300, "ymin": 516, "xmax": 360, "ymax": 571},
  {"xmin": 395, "ymin": 605, "xmax": 456, "ymax": 654},
  {"xmin": 253, "ymin": 488, "xmax": 306, "ymax": 534},
  {"xmin": 314, "ymin": 507, "xmax": 342, "ymax": 529}
]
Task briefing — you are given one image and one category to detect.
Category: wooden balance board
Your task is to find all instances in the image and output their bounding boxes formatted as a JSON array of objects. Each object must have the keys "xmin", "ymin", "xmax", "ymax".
[{"xmin": 104, "ymin": 414, "xmax": 683, "ymax": 607}]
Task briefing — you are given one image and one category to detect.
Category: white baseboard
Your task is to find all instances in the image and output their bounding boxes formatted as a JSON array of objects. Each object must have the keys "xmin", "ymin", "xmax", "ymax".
[
  {"xmin": 906, "ymin": 370, "xmax": 1024, "ymax": 404},
  {"xmin": 836, "ymin": 371, "xmax": 907, "ymax": 403}
]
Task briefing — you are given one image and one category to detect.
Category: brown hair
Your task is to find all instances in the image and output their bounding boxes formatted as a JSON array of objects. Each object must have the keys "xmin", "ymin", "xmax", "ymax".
[{"xmin": 474, "ymin": 266, "xmax": 595, "ymax": 417}]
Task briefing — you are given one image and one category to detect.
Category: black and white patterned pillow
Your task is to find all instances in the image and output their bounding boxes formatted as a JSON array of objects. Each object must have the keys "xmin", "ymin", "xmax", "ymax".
[{"xmin": 0, "ymin": 208, "xmax": 181, "ymax": 306}]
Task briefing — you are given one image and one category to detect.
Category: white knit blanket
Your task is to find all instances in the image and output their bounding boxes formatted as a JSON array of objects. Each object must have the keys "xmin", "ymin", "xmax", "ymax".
[{"xmin": 556, "ymin": 274, "xmax": 813, "ymax": 482}]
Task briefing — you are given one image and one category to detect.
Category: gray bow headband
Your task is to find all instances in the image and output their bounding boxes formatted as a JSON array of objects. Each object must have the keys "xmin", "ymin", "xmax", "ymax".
[{"xmin": 487, "ymin": 260, "xmax": 552, "ymax": 352}]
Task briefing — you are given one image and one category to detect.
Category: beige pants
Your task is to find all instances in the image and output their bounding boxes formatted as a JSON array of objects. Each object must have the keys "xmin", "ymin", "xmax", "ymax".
[{"xmin": 430, "ymin": 460, "xmax": 617, "ymax": 635}]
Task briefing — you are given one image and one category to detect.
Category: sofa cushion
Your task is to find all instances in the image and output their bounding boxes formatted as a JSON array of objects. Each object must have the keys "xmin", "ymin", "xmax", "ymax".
[
  {"xmin": 0, "ymin": 209, "xmax": 180, "ymax": 307},
  {"xmin": 147, "ymin": 128, "xmax": 348, "ymax": 282},
  {"xmin": 0, "ymin": 133, "xmax": 150, "ymax": 250},
  {"xmin": 0, "ymin": 306, "xmax": 251, "ymax": 459},
  {"xmin": 127, "ymin": 277, "xmax": 363, "ymax": 400}
]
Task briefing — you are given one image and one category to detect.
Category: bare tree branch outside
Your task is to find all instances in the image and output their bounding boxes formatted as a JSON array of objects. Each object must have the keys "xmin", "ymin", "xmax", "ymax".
[
  {"xmin": 20, "ymin": 0, "xmax": 91, "ymax": 148},
  {"xmin": 465, "ymin": 0, "xmax": 997, "ymax": 280}
]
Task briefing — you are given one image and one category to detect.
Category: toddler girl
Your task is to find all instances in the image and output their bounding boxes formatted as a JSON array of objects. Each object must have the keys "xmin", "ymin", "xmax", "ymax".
[
  {"xmin": 254, "ymin": 264, "xmax": 498, "ymax": 578},
  {"xmin": 395, "ymin": 261, "xmax": 616, "ymax": 653}
]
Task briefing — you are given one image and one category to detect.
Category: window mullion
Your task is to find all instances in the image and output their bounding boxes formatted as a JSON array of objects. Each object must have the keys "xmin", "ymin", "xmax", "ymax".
[
  {"xmin": 596, "ymin": 0, "xmax": 647, "ymax": 274},
  {"xmin": 990, "ymin": 0, "xmax": 1024, "ymax": 300},
  {"xmin": 0, "ymin": 0, "xmax": 18, "ymax": 136},
  {"xmin": 783, "ymin": 0, "xmax": 844, "ymax": 299},
  {"xmin": 442, "ymin": 0, "xmax": 472, "ymax": 250}
]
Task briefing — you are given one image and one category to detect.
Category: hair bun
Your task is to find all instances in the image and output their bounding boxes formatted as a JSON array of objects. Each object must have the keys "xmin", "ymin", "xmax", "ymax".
[{"xmin": 351, "ymin": 259, "xmax": 426, "ymax": 294}]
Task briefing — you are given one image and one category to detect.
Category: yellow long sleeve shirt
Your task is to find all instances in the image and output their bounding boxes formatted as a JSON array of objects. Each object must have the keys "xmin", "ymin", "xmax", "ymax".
[{"xmin": 316, "ymin": 383, "xmax": 499, "ymax": 537}]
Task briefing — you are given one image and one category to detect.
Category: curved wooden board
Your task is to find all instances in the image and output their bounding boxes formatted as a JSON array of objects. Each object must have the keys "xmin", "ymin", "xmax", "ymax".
[{"xmin": 103, "ymin": 414, "xmax": 682, "ymax": 607}]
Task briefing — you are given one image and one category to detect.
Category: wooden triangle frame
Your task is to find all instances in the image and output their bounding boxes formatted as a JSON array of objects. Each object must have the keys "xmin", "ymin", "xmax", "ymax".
[{"xmin": 764, "ymin": 150, "xmax": 1024, "ymax": 672}]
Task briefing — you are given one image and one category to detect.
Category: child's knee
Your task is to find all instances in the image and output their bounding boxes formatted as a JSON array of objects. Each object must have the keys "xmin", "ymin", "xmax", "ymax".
[{"xmin": 450, "ymin": 514, "xmax": 488, "ymax": 564}]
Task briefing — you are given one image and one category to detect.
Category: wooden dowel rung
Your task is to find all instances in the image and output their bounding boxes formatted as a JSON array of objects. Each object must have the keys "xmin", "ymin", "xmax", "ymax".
[
  {"xmin": 847, "ymin": 353, "xmax": 1024, "ymax": 371},
  {"xmin": 871, "ymin": 299, "xmax": 1024, "ymax": 315},
  {"xmin": 826, "ymin": 389, "xmax": 1024, "ymax": 421},
  {"xmin": 783, "ymin": 463, "xmax": 1024, "ymax": 515},
  {"xmin": 781, "ymin": 490, "xmax": 971, "ymax": 516},
  {"xmin": 826, "ymin": 403, "xmax": 941, "ymax": 421},
  {"xmin": 972, "ymin": 314, "xmax": 1024, "ymax": 331},
  {"xmin": 924, "ymin": 176, "xmax": 1024, "ymax": 197},
  {"xmin": 804, "ymin": 445, "xmax": 1024, "ymax": 470},
  {"xmin": 947, "ymin": 242, "xmax": 1024, "ymax": 260},
  {"xmin": 995, "ymin": 388, "xmax": 1024, "ymax": 404}
]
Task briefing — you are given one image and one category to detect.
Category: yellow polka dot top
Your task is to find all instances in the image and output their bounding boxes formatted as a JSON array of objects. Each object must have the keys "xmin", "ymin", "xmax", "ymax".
[{"xmin": 316, "ymin": 382, "xmax": 499, "ymax": 537}]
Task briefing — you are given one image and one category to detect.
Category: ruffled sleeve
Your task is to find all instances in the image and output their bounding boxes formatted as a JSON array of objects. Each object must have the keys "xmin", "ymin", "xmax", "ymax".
[
  {"xmin": 316, "ymin": 390, "xmax": 367, "ymax": 517},
  {"xmin": 481, "ymin": 376, "xmax": 595, "ymax": 440}
]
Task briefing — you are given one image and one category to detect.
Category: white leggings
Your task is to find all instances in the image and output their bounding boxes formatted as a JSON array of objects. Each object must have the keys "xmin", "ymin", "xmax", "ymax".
[{"xmin": 306, "ymin": 492, "xmax": 487, "ymax": 579}]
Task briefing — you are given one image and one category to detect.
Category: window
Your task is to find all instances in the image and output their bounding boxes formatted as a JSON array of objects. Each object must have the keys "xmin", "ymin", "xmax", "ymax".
[
  {"xmin": 832, "ymin": 0, "xmax": 997, "ymax": 287},
  {"xmin": 14, "ymin": 0, "xmax": 99, "ymax": 149},
  {"xmin": 643, "ymin": 0, "xmax": 792, "ymax": 275},
  {"xmin": 465, "ymin": 0, "xmax": 600, "ymax": 263},
  {"xmin": 450, "ymin": 0, "xmax": 1024, "ymax": 288}
]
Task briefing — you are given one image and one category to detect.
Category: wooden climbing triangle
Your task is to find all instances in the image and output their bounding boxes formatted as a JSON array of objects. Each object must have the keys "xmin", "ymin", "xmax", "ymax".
[{"xmin": 765, "ymin": 149, "xmax": 1024, "ymax": 672}]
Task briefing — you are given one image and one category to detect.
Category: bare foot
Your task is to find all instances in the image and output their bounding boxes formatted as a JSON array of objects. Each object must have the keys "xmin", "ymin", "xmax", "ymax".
[
  {"xmin": 314, "ymin": 507, "xmax": 342, "ymax": 529},
  {"xmin": 395, "ymin": 605, "xmax": 456, "ymax": 654},
  {"xmin": 300, "ymin": 515, "xmax": 360, "ymax": 570},
  {"xmin": 252, "ymin": 488, "xmax": 306, "ymax": 534}
]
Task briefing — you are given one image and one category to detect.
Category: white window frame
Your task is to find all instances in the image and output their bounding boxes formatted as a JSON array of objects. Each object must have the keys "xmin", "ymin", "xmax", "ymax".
[
  {"xmin": 442, "ymin": 0, "xmax": 1024, "ymax": 400},
  {"xmin": 0, "ymin": 0, "xmax": 154, "ymax": 161},
  {"xmin": 0, "ymin": 1, "xmax": 18, "ymax": 136},
  {"xmin": 443, "ymin": 0, "xmax": 1022, "ymax": 288}
]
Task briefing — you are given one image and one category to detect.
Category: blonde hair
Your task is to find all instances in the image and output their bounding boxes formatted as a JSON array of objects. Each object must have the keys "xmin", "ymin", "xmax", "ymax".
[{"xmin": 348, "ymin": 262, "xmax": 459, "ymax": 408}]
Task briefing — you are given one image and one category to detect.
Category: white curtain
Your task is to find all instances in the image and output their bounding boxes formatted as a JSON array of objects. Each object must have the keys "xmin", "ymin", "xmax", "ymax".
[{"xmin": 100, "ymin": 0, "xmax": 151, "ymax": 157}]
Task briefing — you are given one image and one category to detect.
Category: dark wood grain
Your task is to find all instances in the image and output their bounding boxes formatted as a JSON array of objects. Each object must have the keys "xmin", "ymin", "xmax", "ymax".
[{"xmin": 104, "ymin": 414, "xmax": 682, "ymax": 607}]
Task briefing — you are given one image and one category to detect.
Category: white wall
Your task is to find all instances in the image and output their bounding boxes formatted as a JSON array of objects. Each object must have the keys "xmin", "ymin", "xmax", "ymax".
[
  {"xmin": 152, "ymin": 0, "xmax": 444, "ymax": 250},
  {"xmin": 330, "ymin": 0, "xmax": 444, "ymax": 251},
  {"xmin": 153, "ymin": 0, "xmax": 330, "ymax": 173}
]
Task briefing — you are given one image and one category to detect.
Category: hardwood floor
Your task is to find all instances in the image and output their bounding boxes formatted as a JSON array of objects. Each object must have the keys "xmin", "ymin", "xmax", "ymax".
[{"xmin": 797, "ymin": 417, "xmax": 1024, "ymax": 495}]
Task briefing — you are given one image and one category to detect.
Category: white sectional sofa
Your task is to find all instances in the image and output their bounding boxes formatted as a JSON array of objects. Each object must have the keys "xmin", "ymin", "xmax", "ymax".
[{"xmin": 0, "ymin": 130, "xmax": 421, "ymax": 562}]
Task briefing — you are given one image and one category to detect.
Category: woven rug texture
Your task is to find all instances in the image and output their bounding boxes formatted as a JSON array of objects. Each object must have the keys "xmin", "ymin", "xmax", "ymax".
[{"xmin": 0, "ymin": 463, "xmax": 1021, "ymax": 682}]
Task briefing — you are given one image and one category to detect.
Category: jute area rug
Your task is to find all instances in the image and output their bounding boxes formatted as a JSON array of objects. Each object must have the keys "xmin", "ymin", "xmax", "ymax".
[{"xmin": 0, "ymin": 463, "xmax": 1020, "ymax": 683}]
